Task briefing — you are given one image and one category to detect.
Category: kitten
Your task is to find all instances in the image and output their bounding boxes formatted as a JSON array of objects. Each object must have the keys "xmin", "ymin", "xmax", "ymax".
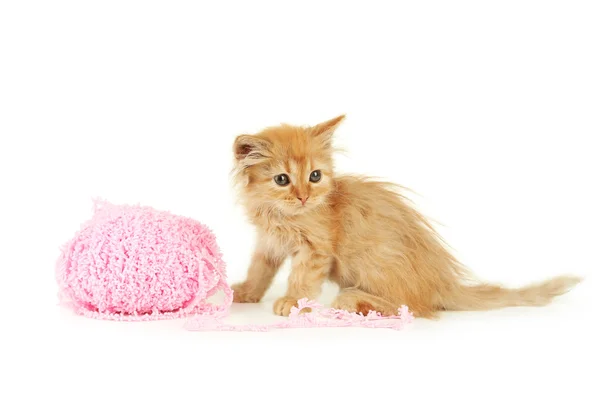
[{"xmin": 230, "ymin": 115, "xmax": 581, "ymax": 318}]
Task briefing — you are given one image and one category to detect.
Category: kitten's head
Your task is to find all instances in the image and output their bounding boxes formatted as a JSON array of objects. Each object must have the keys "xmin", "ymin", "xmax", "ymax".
[{"xmin": 232, "ymin": 115, "xmax": 345, "ymax": 215}]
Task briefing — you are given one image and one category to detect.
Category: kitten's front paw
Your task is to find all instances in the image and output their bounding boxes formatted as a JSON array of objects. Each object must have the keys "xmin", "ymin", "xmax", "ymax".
[
  {"xmin": 273, "ymin": 296, "xmax": 302, "ymax": 316},
  {"xmin": 231, "ymin": 283, "xmax": 262, "ymax": 303}
]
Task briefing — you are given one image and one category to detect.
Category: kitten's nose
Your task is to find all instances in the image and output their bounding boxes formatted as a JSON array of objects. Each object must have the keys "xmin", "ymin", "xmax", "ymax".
[{"xmin": 297, "ymin": 196, "xmax": 309, "ymax": 205}]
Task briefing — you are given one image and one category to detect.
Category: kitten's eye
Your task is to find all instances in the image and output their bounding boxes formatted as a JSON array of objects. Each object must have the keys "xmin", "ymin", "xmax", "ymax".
[
  {"xmin": 309, "ymin": 170, "xmax": 322, "ymax": 183},
  {"xmin": 274, "ymin": 174, "xmax": 290, "ymax": 186}
]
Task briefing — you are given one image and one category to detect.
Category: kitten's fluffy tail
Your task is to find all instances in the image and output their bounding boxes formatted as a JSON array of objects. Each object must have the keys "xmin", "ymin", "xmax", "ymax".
[{"xmin": 444, "ymin": 275, "xmax": 582, "ymax": 311}]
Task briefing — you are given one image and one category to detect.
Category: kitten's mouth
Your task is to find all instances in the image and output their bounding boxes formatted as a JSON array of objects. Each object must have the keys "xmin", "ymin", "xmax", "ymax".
[
  {"xmin": 279, "ymin": 199, "xmax": 319, "ymax": 215},
  {"xmin": 294, "ymin": 201, "xmax": 317, "ymax": 213}
]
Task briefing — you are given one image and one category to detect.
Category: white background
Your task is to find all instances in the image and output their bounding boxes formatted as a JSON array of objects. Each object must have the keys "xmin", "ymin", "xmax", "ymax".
[{"xmin": 1, "ymin": 1, "xmax": 599, "ymax": 399}]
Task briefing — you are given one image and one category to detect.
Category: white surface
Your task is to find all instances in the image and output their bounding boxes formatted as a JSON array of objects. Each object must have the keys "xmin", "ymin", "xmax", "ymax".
[{"xmin": 1, "ymin": 1, "xmax": 599, "ymax": 399}]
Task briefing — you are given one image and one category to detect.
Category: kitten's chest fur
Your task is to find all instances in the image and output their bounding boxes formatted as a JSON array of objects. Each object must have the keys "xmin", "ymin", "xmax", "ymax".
[{"xmin": 254, "ymin": 213, "xmax": 332, "ymax": 256}]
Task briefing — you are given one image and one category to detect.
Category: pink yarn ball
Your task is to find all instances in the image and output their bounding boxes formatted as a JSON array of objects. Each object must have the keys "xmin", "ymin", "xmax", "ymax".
[{"xmin": 55, "ymin": 200, "xmax": 232, "ymax": 321}]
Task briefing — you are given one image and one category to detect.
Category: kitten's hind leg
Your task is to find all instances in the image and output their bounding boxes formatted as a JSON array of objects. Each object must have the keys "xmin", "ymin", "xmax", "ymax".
[
  {"xmin": 331, "ymin": 288, "xmax": 400, "ymax": 316},
  {"xmin": 332, "ymin": 288, "xmax": 438, "ymax": 319}
]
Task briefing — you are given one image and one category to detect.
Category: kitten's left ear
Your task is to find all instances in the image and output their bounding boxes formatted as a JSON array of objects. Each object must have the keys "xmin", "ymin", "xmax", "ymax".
[{"xmin": 310, "ymin": 114, "xmax": 346, "ymax": 140}]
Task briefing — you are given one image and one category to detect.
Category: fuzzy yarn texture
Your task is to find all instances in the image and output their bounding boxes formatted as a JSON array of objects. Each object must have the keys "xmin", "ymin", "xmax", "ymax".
[
  {"xmin": 55, "ymin": 200, "xmax": 232, "ymax": 321},
  {"xmin": 56, "ymin": 200, "xmax": 414, "ymax": 331}
]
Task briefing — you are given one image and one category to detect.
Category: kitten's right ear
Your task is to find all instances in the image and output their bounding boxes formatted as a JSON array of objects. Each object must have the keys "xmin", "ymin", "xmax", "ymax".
[
  {"xmin": 311, "ymin": 114, "xmax": 346, "ymax": 139},
  {"xmin": 233, "ymin": 134, "xmax": 272, "ymax": 166}
]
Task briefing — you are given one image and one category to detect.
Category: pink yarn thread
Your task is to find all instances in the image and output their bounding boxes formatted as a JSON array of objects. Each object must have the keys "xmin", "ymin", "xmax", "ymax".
[
  {"xmin": 185, "ymin": 298, "xmax": 415, "ymax": 331},
  {"xmin": 55, "ymin": 200, "xmax": 232, "ymax": 321}
]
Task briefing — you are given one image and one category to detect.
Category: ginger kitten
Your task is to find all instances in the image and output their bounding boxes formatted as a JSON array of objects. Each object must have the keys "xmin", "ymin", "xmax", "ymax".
[{"xmin": 230, "ymin": 115, "xmax": 581, "ymax": 318}]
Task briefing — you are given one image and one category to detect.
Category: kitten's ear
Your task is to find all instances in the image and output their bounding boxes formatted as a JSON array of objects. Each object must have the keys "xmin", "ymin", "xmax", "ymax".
[
  {"xmin": 310, "ymin": 114, "xmax": 346, "ymax": 141},
  {"xmin": 233, "ymin": 134, "xmax": 272, "ymax": 166}
]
